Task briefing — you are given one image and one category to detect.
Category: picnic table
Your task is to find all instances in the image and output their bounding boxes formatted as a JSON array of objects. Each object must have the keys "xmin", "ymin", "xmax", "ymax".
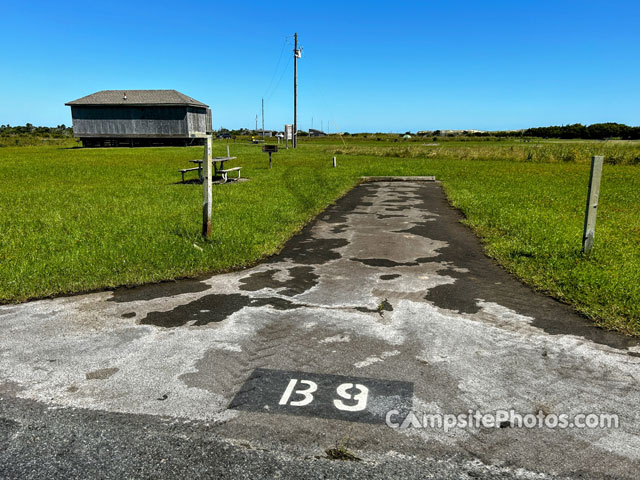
[{"xmin": 181, "ymin": 156, "xmax": 240, "ymax": 183}]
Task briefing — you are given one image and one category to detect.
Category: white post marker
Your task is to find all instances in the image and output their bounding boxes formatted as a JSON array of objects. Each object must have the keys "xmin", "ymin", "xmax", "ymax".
[
  {"xmin": 332, "ymin": 156, "xmax": 337, "ymax": 168},
  {"xmin": 582, "ymin": 155, "xmax": 604, "ymax": 254},
  {"xmin": 202, "ymin": 134, "xmax": 213, "ymax": 238}
]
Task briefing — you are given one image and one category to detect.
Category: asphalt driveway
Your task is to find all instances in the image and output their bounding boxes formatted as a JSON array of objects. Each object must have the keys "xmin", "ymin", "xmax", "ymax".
[{"xmin": 1, "ymin": 181, "xmax": 639, "ymax": 479}]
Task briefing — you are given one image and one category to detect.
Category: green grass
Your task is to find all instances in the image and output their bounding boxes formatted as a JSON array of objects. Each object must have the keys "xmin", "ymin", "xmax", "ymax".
[{"xmin": 1, "ymin": 138, "xmax": 639, "ymax": 335}]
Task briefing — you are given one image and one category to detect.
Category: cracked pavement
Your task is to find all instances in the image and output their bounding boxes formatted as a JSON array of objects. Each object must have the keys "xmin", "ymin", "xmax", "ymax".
[{"xmin": 1, "ymin": 181, "xmax": 639, "ymax": 479}]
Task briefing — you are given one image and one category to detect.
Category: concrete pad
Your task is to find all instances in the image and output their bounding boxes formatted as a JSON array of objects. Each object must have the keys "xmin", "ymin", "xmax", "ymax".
[{"xmin": 1, "ymin": 181, "xmax": 639, "ymax": 479}]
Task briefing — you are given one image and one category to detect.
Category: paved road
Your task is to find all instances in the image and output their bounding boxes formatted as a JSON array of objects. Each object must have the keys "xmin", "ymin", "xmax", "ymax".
[{"xmin": 1, "ymin": 181, "xmax": 639, "ymax": 479}]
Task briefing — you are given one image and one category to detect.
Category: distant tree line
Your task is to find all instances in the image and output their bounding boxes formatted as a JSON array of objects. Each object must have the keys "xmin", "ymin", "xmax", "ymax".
[
  {"xmin": 0, "ymin": 124, "xmax": 76, "ymax": 147},
  {"xmin": 1, "ymin": 124, "xmax": 73, "ymax": 137},
  {"xmin": 520, "ymin": 123, "xmax": 640, "ymax": 140},
  {"xmin": 418, "ymin": 123, "xmax": 640, "ymax": 140},
  {"xmin": 3, "ymin": 123, "xmax": 640, "ymax": 141}
]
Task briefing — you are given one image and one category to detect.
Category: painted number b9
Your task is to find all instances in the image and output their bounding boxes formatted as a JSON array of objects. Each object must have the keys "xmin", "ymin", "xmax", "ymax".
[{"xmin": 278, "ymin": 378, "xmax": 369, "ymax": 412}]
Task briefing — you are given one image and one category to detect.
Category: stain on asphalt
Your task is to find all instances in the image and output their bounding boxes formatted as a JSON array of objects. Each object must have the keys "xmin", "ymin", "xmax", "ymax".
[
  {"xmin": 380, "ymin": 274, "xmax": 401, "ymax": 280},
  {"xmin": 140, "ymin": 293, "xmax": 303, "ymax": 328},
  {"xmin": 316, "ymin": 184, "xmax": 375, "ymax": 225},
  {"xmin": 109, "ymin": 280, "xmax": 210, "ymax": 303},
  {"xmin": 85, "ymin": 368, "xmax": 119, "ymax": 380},
  {"xmin": 238, "ymin": 266, "xmax": 319, "ymax": 297},
  {"xmin": 141, "ymin": 293, "xmax": 253, "ymax": 328},
  {"xmin": 351, "ymin": 257, "xmax": 434, "ymax": 268},
  {"xmin": 275, "ymin": 237, "xmax": 349, "ymax": 265},
  {"xmin": 121, "ymin": 312, "xmax": 136, "ymax": 318}
]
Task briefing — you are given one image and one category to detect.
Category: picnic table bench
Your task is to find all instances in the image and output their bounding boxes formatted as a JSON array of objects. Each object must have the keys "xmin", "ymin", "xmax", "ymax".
[
  {"xmin": 178, "ymin": 166, "xmax": 201, "ymax": 183},
  {"xmin": 179, "ymin": 156, "xmax": 240, "ymax": 183}
]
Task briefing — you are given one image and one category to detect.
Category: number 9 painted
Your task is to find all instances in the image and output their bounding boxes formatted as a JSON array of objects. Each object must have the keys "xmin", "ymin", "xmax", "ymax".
[{"xmin": 334, "ymin": 383, "xmax": 369, "ymax": 412}]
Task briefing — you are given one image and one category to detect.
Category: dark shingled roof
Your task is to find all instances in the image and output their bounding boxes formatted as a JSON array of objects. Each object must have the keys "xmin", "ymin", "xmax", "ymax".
[{"xmin": 65, "ymin": 90, "xmax": 208, "ymax": 107}]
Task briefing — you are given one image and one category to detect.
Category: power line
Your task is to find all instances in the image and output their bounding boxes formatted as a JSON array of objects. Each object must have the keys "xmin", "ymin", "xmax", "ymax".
[
  {"xmin": 265, "ymin": 55, "xmax": 292, "ymax": 103},
  {"xmin": 262, "ymin": 37, "xmax": 288, "ymax": 100}
]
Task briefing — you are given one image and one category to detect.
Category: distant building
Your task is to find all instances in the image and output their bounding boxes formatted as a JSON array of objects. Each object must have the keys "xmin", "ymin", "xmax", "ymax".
[
  {"xmin": 65, "ymin": 90, "xmax": 212, "ymax": 147},
  {"xmin": 309, "ymin": 128, "xmax": 326, "ymax": 137}
]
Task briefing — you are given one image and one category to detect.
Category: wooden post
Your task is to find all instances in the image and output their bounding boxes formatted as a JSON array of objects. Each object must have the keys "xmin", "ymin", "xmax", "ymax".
[
  {"xmin": 582, "ymin": 155, "xmax": 604, "ymax": 254},
  {"xmin": 269, "ymin": 152, "xmax": 272, "ymax": 169},
  {"xmin": 202, "ymin": 135, "xmax": 213, "ymax": 238},
  {"xmin": 332, "ymin": 156, "xmax": 337, "ymax": 168},
  {"xmin": 226, "ymin": 144, "xmax": 230, "ymax": 157},
  {"xmin": 293, "ymin": 32, "xmax": 298, "ymax": 149}
]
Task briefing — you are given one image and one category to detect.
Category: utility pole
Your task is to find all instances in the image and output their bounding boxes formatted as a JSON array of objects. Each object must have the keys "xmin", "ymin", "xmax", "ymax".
[
  {"xmin": 255, "ymin": 115, "xmax": 258, "ymax": 133},
  {"xmin": 293, "ymin": 32, "xmax": 299, "ymax": 148},
  {"xmin": 261, "ymin": 98, "xmax": 265, "ymax": 138}
]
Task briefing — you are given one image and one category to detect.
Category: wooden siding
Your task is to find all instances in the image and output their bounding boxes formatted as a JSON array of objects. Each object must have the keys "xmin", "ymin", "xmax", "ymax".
[
  {"xmin": 186, "ymin": 107, "xmax": 212, "ymax": 136},
  {"xmin": 70, "ymin": 106, "xmax": 210, "ymax": 138}
]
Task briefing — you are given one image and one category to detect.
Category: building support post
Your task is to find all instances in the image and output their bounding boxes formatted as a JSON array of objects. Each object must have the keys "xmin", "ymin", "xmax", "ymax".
[{"xmin": 202, "ymin": 134, "xmax": 213, "ymax": 238}]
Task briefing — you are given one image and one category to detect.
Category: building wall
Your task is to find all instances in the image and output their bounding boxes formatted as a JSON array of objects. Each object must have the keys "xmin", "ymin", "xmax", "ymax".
[
  {"xmin": 186, "ymin": 107, "xmax": 212, "ymax": 136},
  {"xmin": 71, "ymin": 106, "xmax": 209, "ymax": 138}
]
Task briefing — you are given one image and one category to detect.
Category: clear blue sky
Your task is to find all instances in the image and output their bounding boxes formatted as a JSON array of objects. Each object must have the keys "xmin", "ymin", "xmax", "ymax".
[{"xmin": 1, "ymin": 0, "xmax": 638, "ymax": 132}]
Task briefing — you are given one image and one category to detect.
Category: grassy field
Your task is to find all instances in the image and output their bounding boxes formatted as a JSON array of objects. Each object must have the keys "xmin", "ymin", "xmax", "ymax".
[{"xmin": 1, "ymin": 138, "xmax": 639, "ymax": 335}]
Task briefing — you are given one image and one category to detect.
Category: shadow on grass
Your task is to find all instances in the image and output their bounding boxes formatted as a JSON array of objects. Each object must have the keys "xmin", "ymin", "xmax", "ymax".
[{"xmin": 174, "ymin": 178, "xmax": 202, "ymax": 185}]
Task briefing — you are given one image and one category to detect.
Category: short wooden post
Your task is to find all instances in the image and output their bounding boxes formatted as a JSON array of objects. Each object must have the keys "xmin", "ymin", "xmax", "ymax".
[
  {"xmin": 582, "ymin": 155, "xmax": 603, "ymax": 254},
  {"xmin": 226, "ymin": 144, "xmax": 230, "ymax": 157},
  {"xmin": 202, "ymin": 135, "xmax": 213, "ymax": 238},
  {"xmin": 332, "ymin": 156, "xmax": 337, "ymax": 168},
  {"xmin": 268, "ymin": 152, "xmax": 272, "ymax": 169}
]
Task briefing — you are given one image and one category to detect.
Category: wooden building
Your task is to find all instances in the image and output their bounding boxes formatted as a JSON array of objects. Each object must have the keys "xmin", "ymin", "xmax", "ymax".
[{"xmin": 66, "ymin": 90, "xmax": 212, "ymax": 147}]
